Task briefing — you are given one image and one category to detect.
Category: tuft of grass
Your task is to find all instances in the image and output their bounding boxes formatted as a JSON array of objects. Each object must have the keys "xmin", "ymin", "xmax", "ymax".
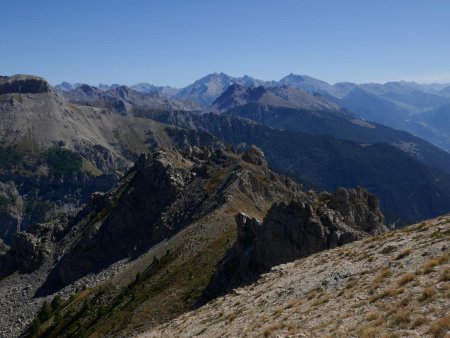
[
  {"xmin": 392, "ymin": 308, "xmax": 410, "ymax": 329},
  {"xmin": 271, "ymin": 307, "xmax": 283, "ymax": 318},
  {"xmin": 365, "ymin": 312, "xmax": 379, "ymax": 321},
  {"xmin": 284, "ymin": 298, "xmax": 301, "ymax": 310},
  {"xmin": 359, "ymin": 326, "xmax": 381, "ymax": 338},
  {"xmin": 397, "ymin": 272, "xmax": 415, "ymax": 286},
  {"xmin": 345, "ymin": 278, "xmax": 358, "ymax": 290},
  {"xmin": 429, "ymin": 314, "xmax": 450, "ymax": 337},
  {"xmin": 311, "ymin": 295, "xmax": 330, "ymax": 307},
  {"xmin": 438, "ymin": 267, "xmax": 450, "ymax": 282},
  {"xmin": 262, "ymin": 322, "xmax": 282, "ymax": 337},
  {"xmin": 412, "ymin": 316, "xmax": 428, "ymax": 328},
  {"xmin": 418, "ymin": 287, "xmax": 436, "ymax": 302},
  {"xmin": 395, "ymin": 248, "xmax": 412, "ymax": 260},
  {"xmin": 419, "ymin": 254, "xmax": 449, "ymax": 274},
  {"xmin": 369, "ymin": 267, "xmax": 391, "ymax": 292}
]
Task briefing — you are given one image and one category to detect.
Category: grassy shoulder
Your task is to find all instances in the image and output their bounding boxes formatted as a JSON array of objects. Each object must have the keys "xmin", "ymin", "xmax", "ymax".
[{"xmin": 26, "ymin": 226, "xmax": 236, "ymax": 338}]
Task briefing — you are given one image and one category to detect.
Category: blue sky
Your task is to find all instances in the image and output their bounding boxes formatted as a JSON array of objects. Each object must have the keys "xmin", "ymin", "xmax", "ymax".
[{"xmin": 1, "ymin": 0, "xmax": 449, "ymax": 87}]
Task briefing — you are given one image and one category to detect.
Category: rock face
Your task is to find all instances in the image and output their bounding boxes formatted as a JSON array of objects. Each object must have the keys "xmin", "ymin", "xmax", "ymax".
[
  {"xmin": 326, "ymin": 187, "xmax": 384, "ymax": 233},
  {"xmin": 197, "ymin": 187, "xmax": 385, "ymax": 305},
  {"xmin": 0, "ymin": 75, "xmax": 51, "ymax": 94},
  {"xmin": 0, "ymin": 181, "xmax": 23, "ymax": 244},
  {"xmin": 242, "ymin": 145, "xmax": 267, "ymax": 166},
  {"xmin": 4, "ymin": 232, "xmax": 47, "ymax": 273},
  {"xmin": 43, "ymin": 150, "xmax": 190, "ymax": 288},
  {"xmin": 0, "ymin": 222, "xmax": 54, "ymax": 277}
]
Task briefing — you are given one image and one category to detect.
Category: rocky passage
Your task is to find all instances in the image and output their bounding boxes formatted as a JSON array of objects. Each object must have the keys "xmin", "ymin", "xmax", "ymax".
[{"xmin": 141, "ymin": 215, "xmax": 450, "ymax": 338}]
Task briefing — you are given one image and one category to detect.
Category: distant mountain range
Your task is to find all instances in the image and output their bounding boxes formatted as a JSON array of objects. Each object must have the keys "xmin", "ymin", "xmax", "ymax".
[
  {"xmin": 56, "ymin": 73, "xmax": 450, "ymax": 151},
  {"xmin": 61, "ymin": 83, "xmax": 202, "ymax": 114}
]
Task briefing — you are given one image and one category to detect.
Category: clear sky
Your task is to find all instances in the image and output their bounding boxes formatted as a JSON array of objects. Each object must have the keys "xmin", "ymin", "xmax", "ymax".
[{"xmin": 1, "ymin": 0, "xmax": 449, "ymax": 87}]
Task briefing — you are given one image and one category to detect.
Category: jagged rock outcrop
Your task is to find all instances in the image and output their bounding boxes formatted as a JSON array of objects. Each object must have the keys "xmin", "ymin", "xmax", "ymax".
[
  {"xmin": 0, "ymin": 74, "xmax": 50, "ymax": 94},
  {"xmin": 242, "ymin": 145, "xmax": 267, "ymax": 166},
  {"xmin": 197, "ymin": 187, "xmax": 386, "ymax": 305},
  {"xmin": 6, "ymin": 232, "xmax": 47, "ymax": 272},
  {"xmin": 43, "ymin": 150, "xmax": 190, "ymax": 288},
  {"xmin": 325, "ymin": 186, "xmax": 384, "ymax": 233},
  {"xmin": 0, "ymin": 222, "xmax": 54, "ymax": 277},
  {"xmin": 0, "ymin": 181, "xmax": 24, "ymax": 244}
]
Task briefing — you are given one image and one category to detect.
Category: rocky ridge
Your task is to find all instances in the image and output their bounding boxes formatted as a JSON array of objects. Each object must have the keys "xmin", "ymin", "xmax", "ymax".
[
  {"xmin": 0, "ymin": 144, "xmax": 300, "ymax": 336},
  {"xmin": 1, "ymin": 145, "xmax": 385, "ymax": 337}
]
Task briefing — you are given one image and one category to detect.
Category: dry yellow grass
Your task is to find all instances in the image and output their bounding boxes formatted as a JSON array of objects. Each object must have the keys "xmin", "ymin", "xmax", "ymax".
[
  {"xmin": 397, "ymin": 272, "xmax": 415, "ymax": 286},
  {"xmin": 369, "ymin": 266, "xmax": 391, "ymax": 292},
  {"xmin": 429, "ymin": 314, "xmax": 450, "ymax": 337},
  {"xmin": 395, "ymin": 247, "xmax": 412, "ymax": 260},
  {"xmin": 419, "ymin": 287, "xmax": 436, "ymax": 302},
  {"xmin": 419, "ymin": 254, "xmax": 449, "ymax": 274},
  {"xmin": 439, "ymin": 267, "xmax": 450, "ymax": 282},
  {"xmin": 412, "ymin": 316, "xmax": 428, "ymax": 329},
  {"xmin": 140, "ymin": 216, "xmax": 450, "ymax": 338}
]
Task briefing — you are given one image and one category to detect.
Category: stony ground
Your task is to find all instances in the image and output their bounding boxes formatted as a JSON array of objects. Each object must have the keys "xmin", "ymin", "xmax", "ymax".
[
  {"xmin": 0, "ymin": 243, "xmax": 136, "ymax": 338},
  {"xmin": 140, "ymin": 216, "xmax": 450, "ymax": 338}
]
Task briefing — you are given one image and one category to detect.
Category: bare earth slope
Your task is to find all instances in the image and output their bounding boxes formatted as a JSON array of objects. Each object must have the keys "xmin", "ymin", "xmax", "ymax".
[{"xmin": 142, "ymin": 216, "xmax": 450, "ymax": 338}]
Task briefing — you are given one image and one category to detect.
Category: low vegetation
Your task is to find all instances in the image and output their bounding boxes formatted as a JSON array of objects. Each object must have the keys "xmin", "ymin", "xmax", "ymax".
[
  {"xmin": 27, "ymin": 225, "xmax": 237, "ymax": 338},
  {"xmin": 43, "ymin": 147, "xmax": 82, "ymax": 177},
  {"xmin": 0, "ymin": 145, "xmax": 22, "ymax": 169}
]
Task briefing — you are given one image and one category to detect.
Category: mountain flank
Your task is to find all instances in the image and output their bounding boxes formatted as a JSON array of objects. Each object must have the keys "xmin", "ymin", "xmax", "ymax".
[
  {"xmin": 141, "ymin": 215, "xmax": 450, "ymax": 338},
  {"xmin": 206, "ymin": 84, "xmax": 450, "ymax": 175}
]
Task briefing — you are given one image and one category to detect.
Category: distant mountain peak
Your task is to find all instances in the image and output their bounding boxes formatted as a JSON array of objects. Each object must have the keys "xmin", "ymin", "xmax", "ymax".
[{"xmin": 209, "ymin": 82, "xmax": 340, "ymax": 113}]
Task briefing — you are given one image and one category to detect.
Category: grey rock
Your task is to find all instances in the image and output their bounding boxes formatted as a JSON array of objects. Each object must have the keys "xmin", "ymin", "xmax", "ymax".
[
  {"xmin": 242, "ymin": 145, "xmax": 267, "ymax": 166},
  {"xmin": 0, "ymin": 75, "xmax": 50, "ymax": 94},
  {"xmin": 197, "ymin": 187, "xmax": 385, "ymax": 305}
]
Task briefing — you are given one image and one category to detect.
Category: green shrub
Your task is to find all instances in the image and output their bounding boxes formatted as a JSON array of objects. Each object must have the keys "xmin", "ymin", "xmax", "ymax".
[
  {"xmin": 25, "ymin": 200, "xmax": 52, "ymax": 223},
  {"xmin": 28, "ymin": 317, "xmax": 41, "ymax": 336},
  {"xmin": 44, "ymin": 147, "xmax": 82, "ymax": 177},
  {"xmin": 51, "ymin": 295, "xmax": 62, "ymax": 312},
  {"xmin": 0, "ymin": 146, "xmax": 22, "ymax": 169},
  {"xmin": 0, "ymin": 195, "xmax": 10, "ymax": 207},
  {"xmin": 38, "ymin": 301, "xmax": 52, "ymax": 322}
]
